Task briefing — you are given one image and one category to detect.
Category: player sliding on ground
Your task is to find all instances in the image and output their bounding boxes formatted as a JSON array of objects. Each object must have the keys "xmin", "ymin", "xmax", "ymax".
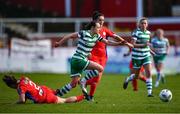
[
  {"xmin": 2, "ymin": 75, "xmax": 84, "ymax": 104},
  {"xmin": 55, "ymin": 21, "xmax": 133, "ymax": 100}
]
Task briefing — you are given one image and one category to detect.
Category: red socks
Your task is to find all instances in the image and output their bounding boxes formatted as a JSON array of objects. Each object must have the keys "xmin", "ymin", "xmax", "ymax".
[
  {"xmin": 76, "ymin": 95, "xmax": 84, "ymax": 102},
  {"xmin": 132, "ymin": 79, "xmax": 138, "ymax": 91},
  {"xmin": 132, "ymin": 75, "xmax": 147, "ymax": 91},
  {"xmin": 139, "ymin": 76, "xmax": 147, "ymax": 82},
  {"xmin": 86, "ymin": 80, "xmax": 97, "ymax": 97}
]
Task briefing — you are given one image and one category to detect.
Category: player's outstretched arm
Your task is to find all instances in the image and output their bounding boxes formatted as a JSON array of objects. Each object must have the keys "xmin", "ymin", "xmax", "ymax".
[
  {"xmin": 113, "ymin": 34, "xmax": 134, "ymax": 48},
  {"xmin": 55, "ymin": 32, "xmax": 78, "ymax": 47},
  {"xmin": 101, "ymin": 38, "xmax": 134, "ymax": 48},
  {"xmin": 100, "ymin": 38, "xmax": 122, "ymax": 46},
  {"xmin": 124, "ymin": 42, "xmax": 134, "ymax": 48},
  {"xmin": 113, "ymin": 34, "xmax": 125, "ymax": 42}
]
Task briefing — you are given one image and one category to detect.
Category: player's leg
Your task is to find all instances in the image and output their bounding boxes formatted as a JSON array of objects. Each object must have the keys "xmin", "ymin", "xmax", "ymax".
[
  {"xmin": 132, "ymin": 70, "xmax": 147, "ymax": 91},
  {"xmin": 123, "ymin": 59, "xmax": 141, "ymax": 89},
  {"xmin": 86, "ymin": 58, "xmax": 105, "ymax": 100},
  {"xmin": 80, "ymin": 60, "xmax": 103, "ymax": 86},
  {"xmin": 56, "ymin": 95, "xmax": 84, "ymax": 104},
  {"xmin": 43, "ymin": 86, "xmax": 84, "ymax": 104},
  {"xmin": 130, "ymin": 61, "xmax": 138, "ymax": 91},
  {"xmin": 86, "ymin": 78, "xmax": 96, "ymax": 95},
  {"xmin": 143, "ymin": 57, "xmax": 153, "ymax": 97},
  {"xmin": 153, "ymin": 56, "xmax": 161, "ymax": 87},
  {"xmin": 79, "ymin": 60, "xmax": 103, "ymax": 100},
  {"xmin": 139, "ymin": 67, "xmax": 147, "ymax": 82},
  {"xmin": 132, "ymin": 79, "xmax": 138, "ymax": 91},
  {"xmin": 159, "ymin": 62, "xmax": 165, "ymax": 84},
  {"xmin": 154, "ymin": 55, "xmax": 166, "ymax": 87},
  {"xmin": 56, "ymin": 58, "xmax": 86, "ymax": 96},
  {"xmin": 155, "ymin": 61, "xmax": 165, "ymax": 86},
  {"xmin": 154, "ymin": 62, "xmax": 160, "ymax": 87},
  {"xmin": 56, "ymin": 76, "xmax": 80, "ymax": 96},
  {"xmin": 86, "ymin": 72, "xmax": 102, "ymax": 101},
  {"xmin": 131, "ymin": 68, "xmax": 138, "ymax": 91},
  {"xmin": 124, "ymin": 68, "xmax": 140, "ymax": 89},
  {"xmin": 139, "ymin": 75, "xmax": 147, "ymax": 82},
  {"xmin": 160, "ymin": 55, "xmax": 166, "ymax": 83},
  {"xmin": 86, "ymin": 78, "xmax": 97, "ymax": 100}
]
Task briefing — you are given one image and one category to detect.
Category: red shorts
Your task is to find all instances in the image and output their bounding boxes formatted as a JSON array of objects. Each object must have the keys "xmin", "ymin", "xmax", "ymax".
[
  {"xmin": 88, "ymin": 56, "xmax": 107, "ymax": 83},
  {"xmin": 129, "ymin": 60, "xmax": 144, "ymax": 72},
  {"xmin": 89, "ymin": 55, "xmax": 107, "ymax": 68},
  {"xmin": 41, "ymin": 86, "xmax": 58, "ymax": 103}
]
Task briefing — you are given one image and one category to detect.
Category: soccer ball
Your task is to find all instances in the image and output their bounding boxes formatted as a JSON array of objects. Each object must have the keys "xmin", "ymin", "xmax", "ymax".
[{"xmin": 159, "ymin": 89, "xmax": 172, "ymax": 102}]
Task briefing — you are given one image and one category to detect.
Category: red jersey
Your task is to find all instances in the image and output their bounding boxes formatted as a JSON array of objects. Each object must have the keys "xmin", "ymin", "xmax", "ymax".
[
  {"xmin": 91, "ymin": 26, "xmax": 115, "ymax": 58},
  {"xmin": 17, "ymin": 77, "xmax": 56, "ymax": 103}
]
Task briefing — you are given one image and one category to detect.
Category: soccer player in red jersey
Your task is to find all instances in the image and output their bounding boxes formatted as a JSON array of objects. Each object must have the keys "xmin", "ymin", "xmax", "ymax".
[
  {"xmin": 2, "ymin": 75, "xmax": 84, "ymax": 104},
  {"xmin": 80, "ymin": 11, "xmax": 133, "ymax": 101}
]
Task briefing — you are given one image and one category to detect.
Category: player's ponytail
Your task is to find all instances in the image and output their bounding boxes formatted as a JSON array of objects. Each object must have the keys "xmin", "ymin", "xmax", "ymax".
[{"xmin": 2, "ymin": 75, "xmax": 18, "ymax": 89}]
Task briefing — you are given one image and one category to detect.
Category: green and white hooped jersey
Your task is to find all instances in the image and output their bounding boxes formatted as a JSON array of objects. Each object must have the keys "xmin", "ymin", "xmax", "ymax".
[
  {"xmin": 132, "ymin": 28, "xmax": 151, "ymax": 60},
  {"xmin": 72, "ymin": 30, "xmax": 103, "ymax": 59},
  {"xmin": 151, "ymin": 37, "xmax": 169, "ymax": 55}
]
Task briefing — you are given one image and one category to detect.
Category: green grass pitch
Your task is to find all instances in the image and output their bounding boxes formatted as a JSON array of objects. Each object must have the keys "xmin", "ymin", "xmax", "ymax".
[{"xmin": 0, "ymin": 73, "xmax": 180, "ymax": 113}]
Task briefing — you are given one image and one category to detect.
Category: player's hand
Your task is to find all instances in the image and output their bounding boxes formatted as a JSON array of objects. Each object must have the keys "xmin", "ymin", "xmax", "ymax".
[
  {"xmin": 146, "ymin": 42, "xmax": 152, "ymax": 47},
  {"xmin": 119, "ymin": 40, "xmax": 134, "ymax": 48},
  {"xmin": 123, "ymin": 53, "xmax": 129, "ymax": 57},
  {"xmin": 54, "ymin": 42, "xmax": 60, "ymax": 47}
]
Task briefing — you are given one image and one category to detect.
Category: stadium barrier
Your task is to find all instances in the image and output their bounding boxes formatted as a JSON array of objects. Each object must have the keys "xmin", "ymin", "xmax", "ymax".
[
  {"xmin": 0, "ymin": 41, "xmax": 180, "ymax": 74},
  {"xmin": 0, "ymin": 18, "xmax": 180, "ymax": 74}
]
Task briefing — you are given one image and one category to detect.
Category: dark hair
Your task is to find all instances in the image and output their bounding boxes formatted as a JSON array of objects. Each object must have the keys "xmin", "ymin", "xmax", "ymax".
[
  {"xmin": 84, "ymin": 21, "xmax": 97, "ymax": 30},
  {"xmin": 92, "ymin": 11, "xmax": 104, "ymax": 21},
  {"xmin": 139, "ymin": 17, "xmax": 148, "ymax": 24},
  {"xmin": 2, "ymin": 75, "xmax": 18, "ymax": 89}
]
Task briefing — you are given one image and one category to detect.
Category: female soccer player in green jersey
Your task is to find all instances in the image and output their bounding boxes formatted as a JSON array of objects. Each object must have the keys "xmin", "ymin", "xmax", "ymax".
[
  {"xmin": 151, "ymin": 29, "xmax": 170, "ymax": 87},
  {"xmin": 123, "ymin": 17, "xmax": 154, "ymax": 97},
  {"xmin": 55, "ymin": 21, "xmax": 133, "ymax": 100}
]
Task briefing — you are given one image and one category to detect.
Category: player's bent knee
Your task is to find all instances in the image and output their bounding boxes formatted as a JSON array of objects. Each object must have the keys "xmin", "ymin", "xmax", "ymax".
[{"xmin": 98, "ymin": 65, "xmax": 103, "ymax": 73}]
